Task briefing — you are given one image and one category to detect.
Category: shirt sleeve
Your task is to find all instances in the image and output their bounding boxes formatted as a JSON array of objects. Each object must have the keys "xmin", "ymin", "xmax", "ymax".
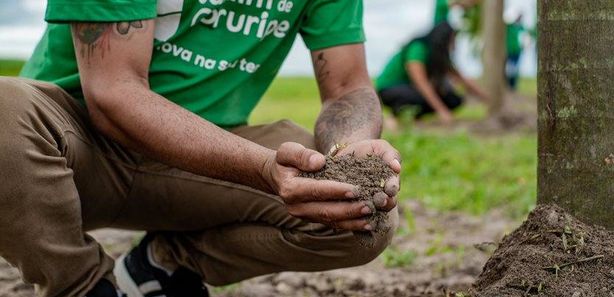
[
  {"xmin": 45, "ymin": 0, "xmax": 157, "ymax": 23},
  {"xmin": 300, "ymin": 0, "xmax": 365, "ymax": 51},
  {"xmin": 405, "ymin": 42, "xmax": 429, "ymax": 64}
]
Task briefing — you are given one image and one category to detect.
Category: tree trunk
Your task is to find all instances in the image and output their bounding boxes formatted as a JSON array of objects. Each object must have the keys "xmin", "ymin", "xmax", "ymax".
[
  {"xmin": 481, "ymin": 0, "xmax": 506, "ymax": 116},
  {"xmin": 538, "ymin": 1, "xmax": 614, "ymax": 230}
]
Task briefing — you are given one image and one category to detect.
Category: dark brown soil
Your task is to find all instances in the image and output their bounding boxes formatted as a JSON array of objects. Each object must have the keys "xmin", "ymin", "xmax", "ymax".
[
  {"xmin": 473, "ymin": 204, "xmax": 614, "ymax": 297},
  {"xmin": 299, "ymin": 154, "xmax": 396, "ymax": 238}
]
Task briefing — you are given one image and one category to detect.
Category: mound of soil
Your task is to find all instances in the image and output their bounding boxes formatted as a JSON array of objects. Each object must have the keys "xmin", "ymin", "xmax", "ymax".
[
  {"xmin": 299, "ymin": 155, "xmax": 395, "ymax": 239},
  {"xmin": 473, "ymin": 204, "xmax": 614, "ymax": 296}
]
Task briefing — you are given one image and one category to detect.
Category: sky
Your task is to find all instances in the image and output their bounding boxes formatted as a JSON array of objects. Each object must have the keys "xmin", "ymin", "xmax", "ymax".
[{"xmin": 0, "ymin": 0, "xmax": 537, "ymax": 77}]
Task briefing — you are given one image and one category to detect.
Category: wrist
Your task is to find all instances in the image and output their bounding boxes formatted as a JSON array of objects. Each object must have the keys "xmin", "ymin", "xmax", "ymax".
[
  {"xmin": 436, "ymin": 107, "xmax": 451, "ymax": 115},
  {"xmin": 258, "ymin": 150, "xmax": 278, "ymax": 194}
]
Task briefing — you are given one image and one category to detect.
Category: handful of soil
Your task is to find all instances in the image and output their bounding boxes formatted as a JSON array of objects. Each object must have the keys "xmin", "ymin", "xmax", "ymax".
[
  {"xmin": 299, "ymin": 154, "xmax": 395, "ymax": 235},
  {"xmin": 473, "ymin": 204, "xmax": 614, "ymax": 296}
]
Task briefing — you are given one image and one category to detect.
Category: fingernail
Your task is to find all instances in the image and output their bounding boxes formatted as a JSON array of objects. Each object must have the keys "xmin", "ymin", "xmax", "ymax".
[
  {"xmin": 364, "ymin": 224, "xmax": 373, "ymax": 231},
  {"xmin": 346, "ymin": 191, "xmax": 356, "ymax": 198},
  {"xmin": 361, "ymin": 206, "xmax": 372, "ymax": 215},
  {"xmin": 393, "ymin": 159, "xmax": 401, "ymax": 170}
]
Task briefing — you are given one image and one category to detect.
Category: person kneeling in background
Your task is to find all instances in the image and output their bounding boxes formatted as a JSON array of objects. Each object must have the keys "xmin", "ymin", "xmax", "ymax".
[{"xmin": 376, "ymin": 22, "xmax": 489, "ymax": 128}]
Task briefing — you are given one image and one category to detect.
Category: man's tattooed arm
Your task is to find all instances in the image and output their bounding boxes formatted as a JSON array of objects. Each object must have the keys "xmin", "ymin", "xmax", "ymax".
[
  {"xmin": 311, "ymin": 46, "xmax": 383, "ymax": 153},
  {"xmin": 72, "ymin": 21, "xmax": 146, "ymax": 61},
  {"xmin": 314, "ymin": 52, "xmax": 330, "ymax": 85},
  {"xmin": 315, "ymin": 88, "xmax": 383, "ymax": 153}
]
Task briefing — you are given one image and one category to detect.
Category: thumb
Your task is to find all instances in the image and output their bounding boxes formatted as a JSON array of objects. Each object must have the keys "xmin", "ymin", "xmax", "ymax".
[{"xmin": 276, "ymin": 142, "xmax": 326, "ymax": 172}]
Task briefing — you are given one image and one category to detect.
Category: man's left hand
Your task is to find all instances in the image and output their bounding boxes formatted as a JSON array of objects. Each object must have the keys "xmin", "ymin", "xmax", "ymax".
[{"xmin": 333, "ymin": 139, "xmax": 401, "ymax": 212}]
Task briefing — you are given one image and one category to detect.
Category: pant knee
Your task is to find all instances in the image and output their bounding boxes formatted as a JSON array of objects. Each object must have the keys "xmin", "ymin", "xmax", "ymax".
[
  {"xmin": 0, "ymin": 78, "xmax": 36, "ymax": 128},
  {"xmin": 350, "ymin": 209, "xmax": 399, "ymax": 266},
  {"xmin": 315, "ymin": 210, "xmax": 398, "ymax": 268}
]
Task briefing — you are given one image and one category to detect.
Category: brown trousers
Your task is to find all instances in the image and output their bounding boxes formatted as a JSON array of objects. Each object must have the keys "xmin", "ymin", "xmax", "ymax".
[{"xmin": 0, "ymin": 77, "xmax": 397, "ymax": 297}]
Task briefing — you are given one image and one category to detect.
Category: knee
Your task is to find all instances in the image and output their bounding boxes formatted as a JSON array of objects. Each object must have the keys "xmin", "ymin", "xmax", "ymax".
[
  {"xmin": 275, "ymin": 119, "xmax": 316, "ymax": 150},
  {"xmin": 0, "ymin": 77, "xmax": 34, "ymax": 125},
  {"xmin": 344, "ymin": 209, "xmax": 399, "ymax": 267}
]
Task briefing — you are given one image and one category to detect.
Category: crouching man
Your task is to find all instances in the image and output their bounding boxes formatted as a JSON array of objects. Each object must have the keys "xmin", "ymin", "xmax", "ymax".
[{"xmin": 0, "ymin": 0, "xmax": 400, "ymax": 296}]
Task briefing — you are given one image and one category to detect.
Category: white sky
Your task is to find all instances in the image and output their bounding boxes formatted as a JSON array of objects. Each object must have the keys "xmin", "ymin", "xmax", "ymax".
[{"xmin": 0, "ymin": 0, "xmax": 537, "ymax": 77}]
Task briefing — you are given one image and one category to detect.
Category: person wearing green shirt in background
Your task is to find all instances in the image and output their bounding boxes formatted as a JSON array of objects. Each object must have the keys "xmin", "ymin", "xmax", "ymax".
[
  {"xmin": 506, "ymin": 13, "xmax": 526, "ymax": 90},
  {"xmin": 376, "ymin": 22, "xmax": 489, "ymax": 128},
  {"xmin": 433, "ymin": 0, "xmax": 480, "ymax": 25},
  {"xmin": 0, "ymin": 1, "xmax": 402, "ymax": 296},
  {"xmin": 434, "ymin": 0, "xmax": 452, "ymax": 25}
]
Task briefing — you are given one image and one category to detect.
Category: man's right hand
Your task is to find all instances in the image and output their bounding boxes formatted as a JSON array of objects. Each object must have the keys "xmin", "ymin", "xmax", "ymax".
[{"xmin": 262, "ymin": 142, "xmax": 375, "ymax": 231}]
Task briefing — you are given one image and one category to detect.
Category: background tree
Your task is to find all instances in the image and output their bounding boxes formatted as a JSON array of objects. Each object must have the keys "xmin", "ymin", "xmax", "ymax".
[
  {"xmin": 538, "ymin": 0, "xmax": 614, "ymax": 229},
  {"xmin": 480, "ymin": 0, "xmax": 506, "ymax": 117}
]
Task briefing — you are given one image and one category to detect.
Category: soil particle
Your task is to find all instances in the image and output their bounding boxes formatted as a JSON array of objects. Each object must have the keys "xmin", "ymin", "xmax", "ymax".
[
  {"xmin": 299, "ymin": 154, "xmax": 396, "ymax": 240},
  {"xmin": 473, "ymin": 204, "xmax": 614, "ymax": 297}
]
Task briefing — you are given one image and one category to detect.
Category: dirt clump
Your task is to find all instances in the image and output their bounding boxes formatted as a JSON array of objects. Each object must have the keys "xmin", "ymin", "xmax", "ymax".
[
  {"xmin": 299, "ymin": 154, "xmax": 395, "ymax": 239},
  {"xmin": 473, "ymin": 204, "xmax": 614, "ymax": 296}
]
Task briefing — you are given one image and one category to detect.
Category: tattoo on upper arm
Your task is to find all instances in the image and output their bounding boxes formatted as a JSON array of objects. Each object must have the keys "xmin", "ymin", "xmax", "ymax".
[
  {"xmin": 314, "ymin": 52, "xmax": 330, "ymax": 84},
  {"xmin": 73, "ymin": 21, "xmax": 146, "ymax": 61},
  {"xmin": 116, "ymin": 21, "xmax": 144, "ymax": 35},
  {"xmin": 74, "ymin": 23, "xmax": 112, "ymax": 59},
  {"xmin": 315, "ymin": 87, "xmax": 382, "ymax": 152}
]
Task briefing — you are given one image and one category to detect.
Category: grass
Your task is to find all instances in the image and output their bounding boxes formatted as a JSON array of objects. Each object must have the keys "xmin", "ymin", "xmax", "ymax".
[
  {"xmin": 2, "ymin": 59, "xmax": 537, "ymax": 218},
  {"xmin": 388, "ymin": 129, "xmax": 536, "ymax": 218},
  {"xmin": 252, "ymin": 77, "xmax": 322, "ymax": 131},
  {"xmin": 380, "ymin": 247, "xmax": 418, "ymax": 268},
  {"xmin": 0, "ymin": 59, "xmax": 24, "ymax": 76}
]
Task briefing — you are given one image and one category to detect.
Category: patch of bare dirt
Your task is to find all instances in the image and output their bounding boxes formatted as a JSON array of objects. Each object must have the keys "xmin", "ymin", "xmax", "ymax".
[
  {"xmin": 473, "ymin": 204, "xmax": 614, "ymax": 297},
  {"xmin": 0, "ymin": 202, "xmax": 516, "ymax": 297}
]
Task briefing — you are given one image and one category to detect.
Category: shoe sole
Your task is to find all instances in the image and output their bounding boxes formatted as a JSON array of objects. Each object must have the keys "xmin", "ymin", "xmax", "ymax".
[{"xmin": 114, "ymin": 254, "xmax": 145, "ymax": 297}]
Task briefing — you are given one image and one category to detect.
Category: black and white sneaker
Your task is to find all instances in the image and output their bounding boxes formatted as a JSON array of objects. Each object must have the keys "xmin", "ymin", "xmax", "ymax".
[{"xmin": 114, "ymin": 235, "xmax": 210, "ymax": 297}]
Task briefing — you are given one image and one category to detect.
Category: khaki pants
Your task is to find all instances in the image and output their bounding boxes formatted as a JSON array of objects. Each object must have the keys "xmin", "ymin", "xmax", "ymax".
[{"xmin": 0, "ymin": 77, "xmax": 397, "ymax": 297}]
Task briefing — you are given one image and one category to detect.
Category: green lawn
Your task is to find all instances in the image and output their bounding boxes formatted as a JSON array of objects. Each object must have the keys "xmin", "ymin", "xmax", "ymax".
[
  {"xmin": 0, "ymin": 59, "xmax": 24, "ymax": 76},
  {"xmin": 2, "ymin": 59, "xmax": 537, "ymax": 218}
]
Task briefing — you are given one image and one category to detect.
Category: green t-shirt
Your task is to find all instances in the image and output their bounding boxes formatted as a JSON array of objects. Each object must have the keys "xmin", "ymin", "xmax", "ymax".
[
  {"xmin": 506, "ymin": 23, "xmax": 524, "ymax": 56},
  {"xmin": 434, "ymin": 0, "xmax": 449, "ymax": 25},
  {"xmin": 20, "ymin": 0, "xmax": 365, "ymax": 128},
  {"xmin": 375, "ymin": 41, "xmax": 428, "ymax": 91}
]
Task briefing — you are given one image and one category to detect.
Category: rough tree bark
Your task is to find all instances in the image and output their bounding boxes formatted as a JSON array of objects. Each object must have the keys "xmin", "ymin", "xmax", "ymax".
[
  {"xmin": 538, "ymin": 1, "xmax": 614, "ymax": 229},
  {"xmin": 481, "ymin": 0, "xmax": 506, "ymax": 116}
]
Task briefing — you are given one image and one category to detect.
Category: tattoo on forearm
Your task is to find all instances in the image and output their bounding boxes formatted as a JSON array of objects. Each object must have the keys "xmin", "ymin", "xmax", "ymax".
[
  {"xmin": 314, "ymin": 52, "xmax": 330, "ymax": 84},
  {"xmin": 315, "ymin": 88, "xmax": 383, "ymax": 152},
  {"xmin": 74, "ymin": 21, "xmax": 145, "ymax": 61}
]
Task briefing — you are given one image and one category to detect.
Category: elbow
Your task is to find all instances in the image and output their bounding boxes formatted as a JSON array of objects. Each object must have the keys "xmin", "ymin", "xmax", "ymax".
[{"xmin": 81, "ymin": 81, "xmax": 128, "ymax": 137}]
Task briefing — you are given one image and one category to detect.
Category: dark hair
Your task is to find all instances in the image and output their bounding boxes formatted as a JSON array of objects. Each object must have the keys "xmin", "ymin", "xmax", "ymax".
[{"xmin": 402, "ymin": 22, "xmax": 456, "ymax": 86}]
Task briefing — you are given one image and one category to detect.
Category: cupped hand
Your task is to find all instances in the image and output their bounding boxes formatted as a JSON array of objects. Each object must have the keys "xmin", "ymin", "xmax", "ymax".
[
  {"xmin": 262, "ymin": 142, "xmax": 375, "ymax": 231},
  {"xmin": 333, "ymin": 139, "xmax": 402, "ymax": 212}
]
